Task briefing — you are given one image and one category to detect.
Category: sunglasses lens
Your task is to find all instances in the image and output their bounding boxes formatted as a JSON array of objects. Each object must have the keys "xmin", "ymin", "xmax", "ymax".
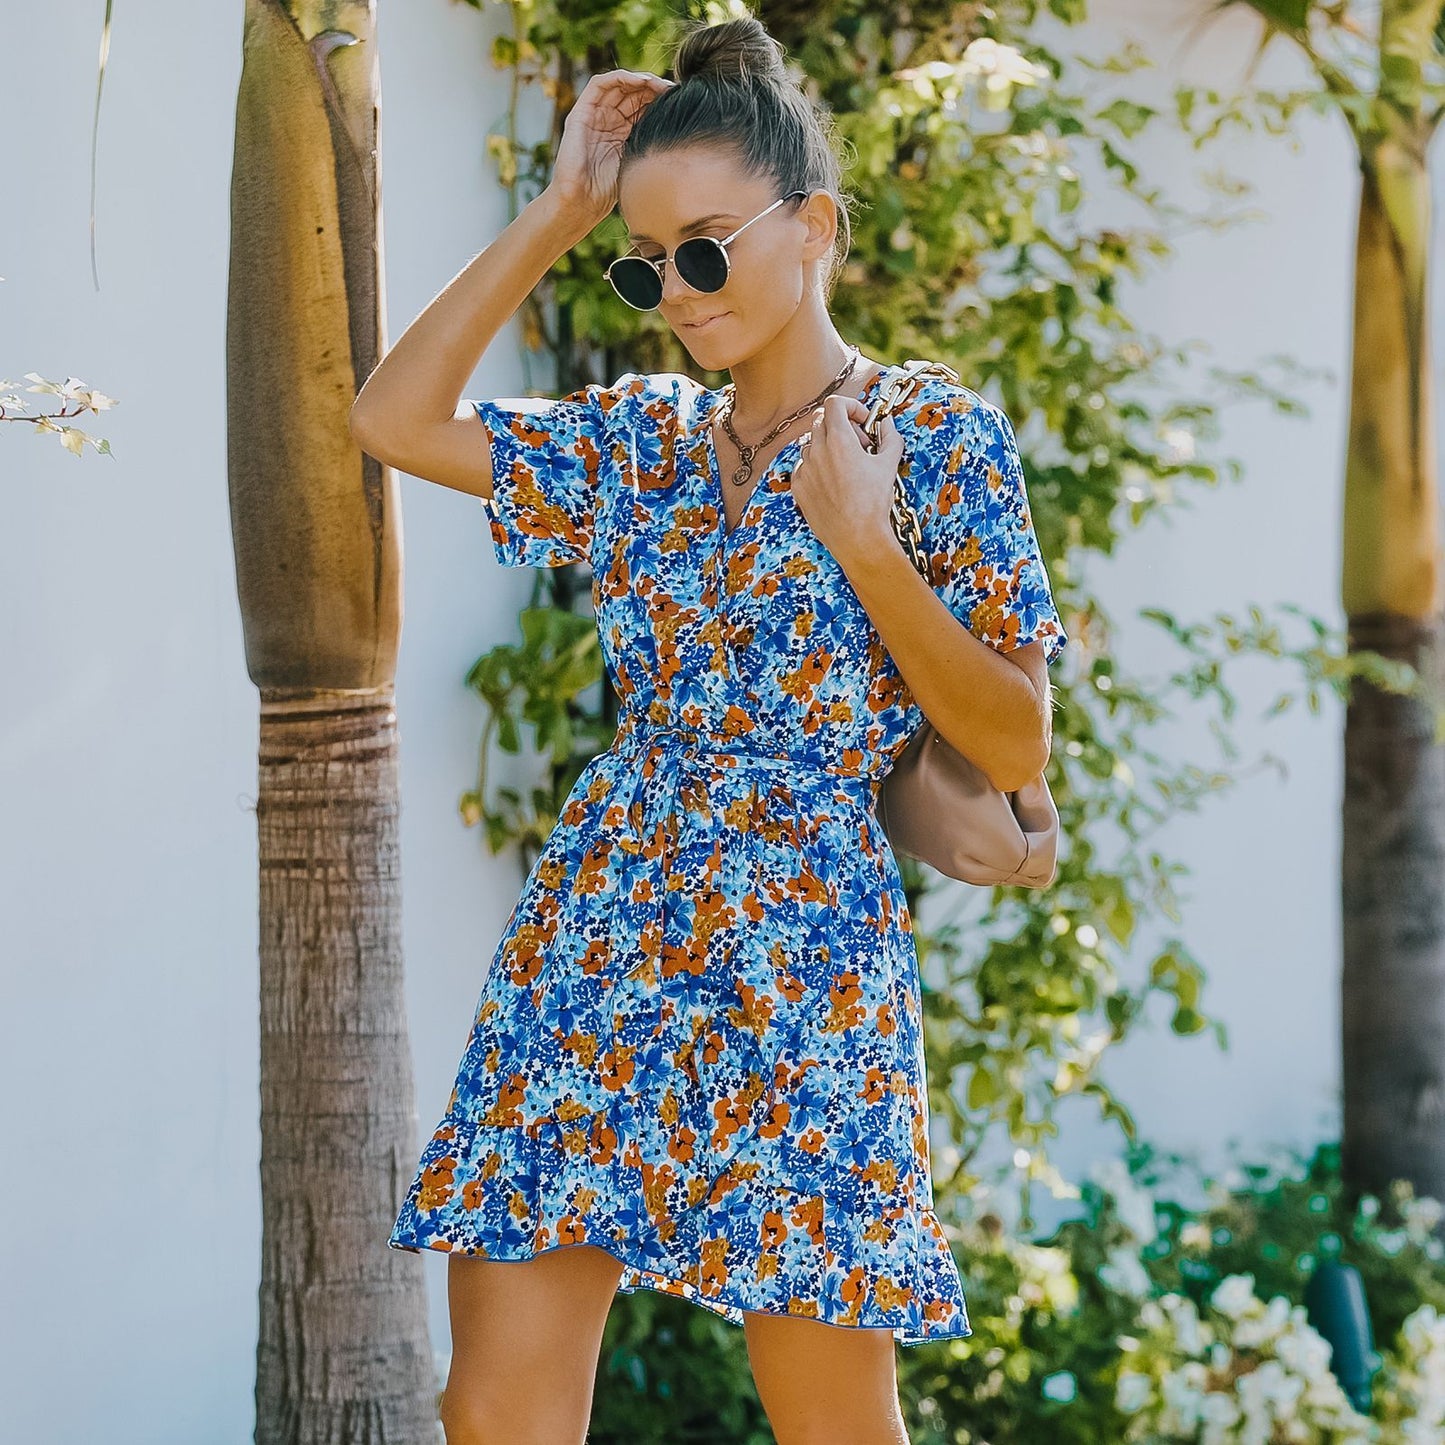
[
  {"xmin": 675, "ymin": 238, "xmax": 728, "ymax": 293},
  {"xmin": 607, "ymin": 236, "xmax": 729, "ymax": 308},
  {"xmin": 608, "ymin": 258, "xmax": 662, "ymax": 310}
]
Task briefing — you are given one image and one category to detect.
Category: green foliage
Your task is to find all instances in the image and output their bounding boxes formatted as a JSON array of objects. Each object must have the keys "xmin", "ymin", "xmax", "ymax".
[
  {"xmin": 889, "ymin": 1138, "xmax": 1445, "ymax": 1442},
  {"xmin": 590, "ymin": 1287, "xmax": 773, "ymax": 1443},
  {"xmin": 1172, "ymin": 1, "xmax": 1445, "ymax": 149},
  {"xmin": 1129, "ymin": 1139, "xmax": 1445, "ymax": 1353},
  {"xmin": 460, "ymin": 602, "xmax": 611, "ymax": 868}
]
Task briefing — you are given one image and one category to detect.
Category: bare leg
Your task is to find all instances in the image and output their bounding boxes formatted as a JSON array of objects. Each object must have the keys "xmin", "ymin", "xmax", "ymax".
[
  {"xmin": 743, "ymin": 1310, "xmax": 910, "ymax": 1445},
  {"xmin": 438, "ymin": 1243, "xmax": 627, "ymax": 1445}
]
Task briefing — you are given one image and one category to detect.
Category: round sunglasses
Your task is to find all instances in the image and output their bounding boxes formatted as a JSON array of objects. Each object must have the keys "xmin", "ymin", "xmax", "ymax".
[{"xmin": 604, "ymin": 190, "xmax": 811, "ymax": 311}]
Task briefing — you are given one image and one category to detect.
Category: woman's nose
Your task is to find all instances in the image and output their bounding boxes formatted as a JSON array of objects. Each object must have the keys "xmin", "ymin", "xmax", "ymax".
[{"xmin": 660, "ymin": 255, "xmax": 709, "ymax": 305}]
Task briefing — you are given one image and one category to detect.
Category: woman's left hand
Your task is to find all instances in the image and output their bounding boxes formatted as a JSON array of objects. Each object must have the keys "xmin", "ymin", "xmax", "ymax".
[{"xmin": 790, "ymin": 394, "xmax": 906, "ymax": 568}]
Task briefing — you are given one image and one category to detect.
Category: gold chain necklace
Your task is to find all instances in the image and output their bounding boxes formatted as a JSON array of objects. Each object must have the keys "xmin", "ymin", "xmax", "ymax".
[{"xmin": 717, "ymin": 345, "xmax": 862, "ymax": 489}]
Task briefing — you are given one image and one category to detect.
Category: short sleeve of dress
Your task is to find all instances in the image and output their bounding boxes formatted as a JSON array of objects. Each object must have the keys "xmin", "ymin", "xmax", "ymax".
[
  {"xmin": 471, "ymin": 371, "xmax": 642, "ymax": 568},
  {"xmin": 919, "ymin": 389, "xmax": 1068, "ymax": 667}
]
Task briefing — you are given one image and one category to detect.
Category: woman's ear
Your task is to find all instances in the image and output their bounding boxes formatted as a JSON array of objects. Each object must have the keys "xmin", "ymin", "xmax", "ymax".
[{"xmin": 799, "ymin": 190, "xmax": 838, "ymax": 260}]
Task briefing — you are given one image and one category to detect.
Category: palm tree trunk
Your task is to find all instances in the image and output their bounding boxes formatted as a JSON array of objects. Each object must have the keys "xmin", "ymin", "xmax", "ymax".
[
  {"xmin": 1210, "ymin": 0, "xmax": 1445, "ymax": 1223},
  {"xmin": 1341, "ymin": 122, "xmax": 1445, "ymax": 1214},
  {"xmin": 254, "ymin": 696, "xmax": 436, "ymax": 1441},
  {"xmin": 228, "ymin": 0, "xmax": 435, "ymax": 1436}
]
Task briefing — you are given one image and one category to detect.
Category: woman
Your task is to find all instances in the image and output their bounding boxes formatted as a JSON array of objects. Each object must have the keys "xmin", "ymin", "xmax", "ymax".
[{"xmin": 351, "ymin": 15, "xmax": 1066, "ymax": 1445}]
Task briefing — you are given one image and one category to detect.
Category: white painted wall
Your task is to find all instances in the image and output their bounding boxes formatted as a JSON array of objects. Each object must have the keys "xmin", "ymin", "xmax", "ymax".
[{"xmin": 0, "ymin": 1, "xmax": 1437, "ymax": 1439}]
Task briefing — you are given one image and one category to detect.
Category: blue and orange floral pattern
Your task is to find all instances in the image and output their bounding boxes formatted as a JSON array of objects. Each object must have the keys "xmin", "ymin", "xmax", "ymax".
[{"xmin": 389, "ymin": 364, "xmax": 1067, "ymax": 1344}]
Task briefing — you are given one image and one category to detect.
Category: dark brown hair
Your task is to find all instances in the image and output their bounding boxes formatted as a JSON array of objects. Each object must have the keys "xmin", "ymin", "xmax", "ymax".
[{"xmin": 620, "ymin": 14, "xmax": 854, "ymax": 302}]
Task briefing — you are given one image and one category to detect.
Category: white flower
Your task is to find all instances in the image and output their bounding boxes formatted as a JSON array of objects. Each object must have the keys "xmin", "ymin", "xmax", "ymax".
[
  {"xmin": 1277, "ymin": 1320, "xmax": 1335, "ymax": 1382},
  {"xmin": 958, "ymin": 36, "xmax": 1048, "ymax": 88},
  {"xmin": 1211, "ymin": 1273, "xmax": 1259, "ymax": 1321},
  {"xmin": 1160, "ymin": 1293, "xmax": 1206, "ymax": 1355},
  {"xmin": 1390, "ymin": 1303, "xmax": 1445, "ymax": 1434},
  {"xmin": 1160, "ymin": 1368, "xmax": 1207, "ymax": 1429},
  {"xmin": 1402, "ymin": 1194, "xmax": 1445, "ymax": 1242},
  {"xmin": 1200, "ymin": 1389, "xmax": 1242, "ymax": 1436},
  {"xmin": 1234, "ymin": 1294, "xmax": 1293, "ymax": 1348},
  {"xmin": 1115, "ymin": 1369, "xmax": 1154, "ymax": 1414},
  {"xmin": 1403, "ymin": 1303, "xmax": 1445, "ymax": 1355},
  {"xmin": 1012, "ymin": 1242, "xmax": 1079, "ymax": 1313},
  {"xmin": 1161, "ymin": 425, "xmax": 1197, "ymax": 463},
  {"xmin": 1238, "ymin": 1357, "xmax": 1304, "ymax": 1418}
]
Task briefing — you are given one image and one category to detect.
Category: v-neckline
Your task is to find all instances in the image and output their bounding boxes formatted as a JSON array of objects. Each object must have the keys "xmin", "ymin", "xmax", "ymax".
[{"xmin": 702, "ymin": 365, "xmax": 896, "ymax": 541}]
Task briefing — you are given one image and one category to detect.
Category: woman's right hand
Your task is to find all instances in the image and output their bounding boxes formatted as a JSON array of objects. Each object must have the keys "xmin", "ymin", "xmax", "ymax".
[{"xmin": 546, "ymin": 69, "xmax": 676, "ymax": 226}]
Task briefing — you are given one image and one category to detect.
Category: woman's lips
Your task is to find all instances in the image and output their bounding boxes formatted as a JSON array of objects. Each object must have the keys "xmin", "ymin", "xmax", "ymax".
[{"xmin": 682, "ymin": 313, "xmax": 728, "ymax": 332}]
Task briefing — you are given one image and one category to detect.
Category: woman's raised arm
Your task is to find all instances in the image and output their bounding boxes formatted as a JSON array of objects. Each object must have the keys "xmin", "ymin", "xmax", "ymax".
[{"xmin": 348, "ymin": 70, "xmax": 674, "ymax": 499}]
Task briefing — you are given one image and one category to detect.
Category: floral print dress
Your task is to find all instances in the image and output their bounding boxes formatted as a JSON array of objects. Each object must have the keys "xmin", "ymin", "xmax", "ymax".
[{"xmin": 388, "ymin": 363, "xmax": 1067, "ymax": 1345}]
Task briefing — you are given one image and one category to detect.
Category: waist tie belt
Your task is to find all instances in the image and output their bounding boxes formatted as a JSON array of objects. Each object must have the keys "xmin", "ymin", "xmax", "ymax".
[
  {"xmin": 599, "ymin": 709, "xmax": 879, "ymax": 1005},
  {"xmin": 601, "ymin": 716, "xmax": 872, "ymax": 942},
  {"xmin": 610, "ymin": 713, "xmax": 881, "ymax": 811}
]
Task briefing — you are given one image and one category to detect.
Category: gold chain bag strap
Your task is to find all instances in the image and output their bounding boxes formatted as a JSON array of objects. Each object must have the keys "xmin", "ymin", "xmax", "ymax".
[{"xmin": 862, "ymin": 360, "xmax": 1061, "ymax": 889}]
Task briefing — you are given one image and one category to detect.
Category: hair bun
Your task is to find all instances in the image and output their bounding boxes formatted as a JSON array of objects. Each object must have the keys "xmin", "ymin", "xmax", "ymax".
[{"xmin": 673, "ymin": 16, "xmax": 786, "ymax": 87}]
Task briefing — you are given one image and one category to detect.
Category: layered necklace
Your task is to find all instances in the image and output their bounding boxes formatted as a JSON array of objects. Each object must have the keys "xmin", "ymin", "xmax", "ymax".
[{"xmin": 716, "ymin": 344, "xmax": 862, "ymax": 489}]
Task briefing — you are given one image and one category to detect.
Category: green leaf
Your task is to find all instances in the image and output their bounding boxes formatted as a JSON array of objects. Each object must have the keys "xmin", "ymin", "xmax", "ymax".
[
  {"xmin": 1097, "ymin": 98, "xmax": 1156, "ymax": 138},
  {"xmin": 1171, "ymin": 1006, "xmax": 1207, "ymax": 1036},
  {"xmin": 967, "ymin": 1065, "xmax": 999, "ymax": 1108}
]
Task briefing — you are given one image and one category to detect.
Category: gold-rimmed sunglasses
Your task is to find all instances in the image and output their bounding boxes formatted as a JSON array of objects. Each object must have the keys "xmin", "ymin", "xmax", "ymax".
[{"xmin": 604, "ymin": 190, "xmax": 811, "ymax": 311}]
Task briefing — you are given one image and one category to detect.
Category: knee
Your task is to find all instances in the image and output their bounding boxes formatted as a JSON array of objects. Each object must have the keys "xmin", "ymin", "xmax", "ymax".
[
  {"xmin": 438, "ymin": 1383, "xmax": 590, "ymax": 1445},
  {"xmin": 757, "ymin": 1383, "xmax": 910, "ymax": 1445},
  {"xmin": 772, "ymin": 1416, "xmax": 910, "ymax": 1445},
  {"xmin": 437, "ymin": 1389, "xmax": 497, "ymax": 1445}
]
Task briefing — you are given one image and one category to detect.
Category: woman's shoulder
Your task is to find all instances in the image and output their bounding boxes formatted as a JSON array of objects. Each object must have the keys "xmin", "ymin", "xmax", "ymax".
[
  {"xmin": 883, "ymin": 369, "xmax": 1028, "ymax": 519},
  {"xmin": 885, "ymin": 364, "xmax": 990, "ymax": 418},
  {"xmin": 891, "ymin": 369, "xmax": 1014, "ymax": 463}
]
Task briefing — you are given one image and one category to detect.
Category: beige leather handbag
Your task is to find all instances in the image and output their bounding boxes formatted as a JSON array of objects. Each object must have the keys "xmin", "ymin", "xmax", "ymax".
[{"xmin": 865, "ymin": 361, "xmax": 1061, "ymax": 889}]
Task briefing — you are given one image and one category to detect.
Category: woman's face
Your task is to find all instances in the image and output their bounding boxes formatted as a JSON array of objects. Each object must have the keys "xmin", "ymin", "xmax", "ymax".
[{"xmin": 616, "ymin": 147, "xmax": 836, "ymax": 364}]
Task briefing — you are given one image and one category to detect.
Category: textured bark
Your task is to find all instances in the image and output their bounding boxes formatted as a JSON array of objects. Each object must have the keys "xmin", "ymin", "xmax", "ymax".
[
  {"xmin": 227, "ymin": 0, "xmax": 436, "ymax": 1437},
  {"xmin": 1342, "ymin": 615, "xmax": 1445, "ymax": 1214},
  {"xmin": 254, "ymin": 695, "xmax": 437, "ymax": 1443}
]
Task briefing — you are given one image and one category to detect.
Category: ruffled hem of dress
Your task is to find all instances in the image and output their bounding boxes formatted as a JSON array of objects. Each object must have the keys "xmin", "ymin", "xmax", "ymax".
[{"xmin": 388, "ymin": 1112, "xmax": 973, "ymax": 1348}]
